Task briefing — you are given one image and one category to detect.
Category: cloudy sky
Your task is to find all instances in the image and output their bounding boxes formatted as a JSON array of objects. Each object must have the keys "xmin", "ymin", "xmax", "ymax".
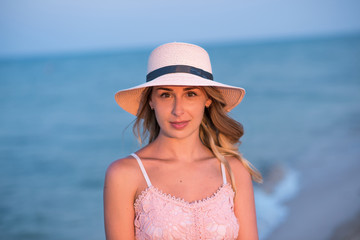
[{"xmin": 1, "ymin": 0, "xmax": 359, "ymax": 57}]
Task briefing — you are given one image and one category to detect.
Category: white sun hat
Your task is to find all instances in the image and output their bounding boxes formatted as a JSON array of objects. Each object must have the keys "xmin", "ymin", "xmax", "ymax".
[{"xmin": 115, "ymin": 42, "xmax": 245, "ymax": 115}]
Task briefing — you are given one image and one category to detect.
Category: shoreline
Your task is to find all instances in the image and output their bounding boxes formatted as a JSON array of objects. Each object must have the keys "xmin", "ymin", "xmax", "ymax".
[{"xmin": 266, "ymin": 137, "xmax": 360, "ymax": 240}]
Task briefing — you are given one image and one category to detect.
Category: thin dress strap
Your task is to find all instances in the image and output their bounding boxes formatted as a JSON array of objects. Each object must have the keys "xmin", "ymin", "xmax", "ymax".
[
  {"xmin": 221, "ymin": 163, "xmax": 227, "ymax": 185},
  {"xmin": 131, "ymin": 153, "xmax": 152, "ymax": 187}
]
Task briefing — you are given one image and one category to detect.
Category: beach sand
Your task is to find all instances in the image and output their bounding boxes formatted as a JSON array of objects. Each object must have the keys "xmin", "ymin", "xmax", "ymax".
[{"xmin": 267, "ymin": 137, "xmax": 360, "ymax": 240}]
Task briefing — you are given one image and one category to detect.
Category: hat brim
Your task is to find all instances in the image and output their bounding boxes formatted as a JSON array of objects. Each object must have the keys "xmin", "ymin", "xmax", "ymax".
[{"xmin": 115, "ymin": 73, "xmax": 245, "ymax": 116}]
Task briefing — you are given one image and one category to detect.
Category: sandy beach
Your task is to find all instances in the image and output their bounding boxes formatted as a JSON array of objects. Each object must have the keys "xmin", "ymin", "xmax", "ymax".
[{"xmin": 267, "ymin": 134, "xmax": 360, "ymax": 240}]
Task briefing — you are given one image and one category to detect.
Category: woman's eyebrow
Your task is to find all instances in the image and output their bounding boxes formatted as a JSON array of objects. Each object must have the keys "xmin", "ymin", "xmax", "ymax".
[
  {"xmin": 154, "ymin": 87, "xmax": 200, "ymax": 91},
  {"xmin": 155, "ymin": 87, "xmax": 173, "ymax": 91},
  {"xmin": 183, "ymin": 87, "xmax": 200, "ymax": 91}
]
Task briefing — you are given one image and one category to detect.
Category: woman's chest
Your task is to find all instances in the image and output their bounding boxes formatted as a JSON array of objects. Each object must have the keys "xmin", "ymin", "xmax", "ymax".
[{"xmin": 134, "ymin": 185, "xmax": 239, "ymax": 240}]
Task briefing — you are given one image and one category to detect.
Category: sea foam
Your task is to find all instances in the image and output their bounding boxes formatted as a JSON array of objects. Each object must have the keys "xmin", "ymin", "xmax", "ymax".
[{"xmin": 255, "ymin": 167, "xmax": 300, "ymax": 239}]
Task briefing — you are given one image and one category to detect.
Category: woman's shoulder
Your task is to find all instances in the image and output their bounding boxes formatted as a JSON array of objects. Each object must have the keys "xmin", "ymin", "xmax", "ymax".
[
  {"xmin": 226, "ymin": 155, "xmax": 252, "ymax": 183},
  {"xmin": 104, "ymin": 155, "xmax": 142, "ymax": 189}
]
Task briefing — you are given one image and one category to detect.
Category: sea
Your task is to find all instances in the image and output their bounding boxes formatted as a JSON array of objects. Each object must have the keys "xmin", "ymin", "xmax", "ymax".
[{"xmin": 1, "ymin": 34, "xmax": 359, "ymax": 240}]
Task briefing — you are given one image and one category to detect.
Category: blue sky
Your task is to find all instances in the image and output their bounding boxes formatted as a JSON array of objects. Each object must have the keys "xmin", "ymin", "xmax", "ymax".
[{"xmin": 1, "ymin": 0, "xmax": 360, "ymax": 57}]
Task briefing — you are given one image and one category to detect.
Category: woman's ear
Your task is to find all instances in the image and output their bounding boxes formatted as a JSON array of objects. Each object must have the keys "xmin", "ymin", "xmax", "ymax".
[
  {"xmin": 149, "ymin": 100, "xmax": 154, "ymax": 110},
  {"xmin": 205, "ymin": 99, "xmax": 212, "ymax": 108}
]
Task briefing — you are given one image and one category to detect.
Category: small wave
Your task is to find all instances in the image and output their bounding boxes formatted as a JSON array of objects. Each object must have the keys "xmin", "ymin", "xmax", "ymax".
[{"xmin": 255, "ymin": 167, "xmax": 300, "ymax": 240}]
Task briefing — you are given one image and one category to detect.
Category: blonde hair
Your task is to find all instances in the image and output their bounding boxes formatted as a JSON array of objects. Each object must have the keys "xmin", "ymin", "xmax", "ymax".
[{"xmin": 133, "ymin": 86, "xmax": 262, "ymax": 192}]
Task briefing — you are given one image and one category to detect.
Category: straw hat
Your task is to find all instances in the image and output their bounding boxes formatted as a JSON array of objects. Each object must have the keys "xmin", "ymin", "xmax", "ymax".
[{"xmin": 115, "ymin": 42, "xmax": 245, "ymax": 115}]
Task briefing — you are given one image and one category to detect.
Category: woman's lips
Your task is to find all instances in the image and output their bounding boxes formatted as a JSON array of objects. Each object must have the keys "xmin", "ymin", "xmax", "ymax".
[{"xmin": 170, "ymin": 121, "xmax": 190, "ymax": 130}]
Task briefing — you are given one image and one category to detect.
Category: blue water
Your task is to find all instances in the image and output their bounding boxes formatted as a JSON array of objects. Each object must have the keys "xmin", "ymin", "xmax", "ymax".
[{"xmin": 1, "ymin": 34, "xmax": 359, "ymax": 239}]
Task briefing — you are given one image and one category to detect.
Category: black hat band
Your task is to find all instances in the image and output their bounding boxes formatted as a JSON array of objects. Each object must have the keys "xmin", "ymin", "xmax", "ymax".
[{"xmin": 146, "ymin": 65, "xmax": 213, "ymax": 82}]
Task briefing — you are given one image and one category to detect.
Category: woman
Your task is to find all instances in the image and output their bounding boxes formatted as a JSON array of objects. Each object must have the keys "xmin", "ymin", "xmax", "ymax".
[{"xmin": 104, "ymin": 42, "xmax": 262, "ymax": 240}]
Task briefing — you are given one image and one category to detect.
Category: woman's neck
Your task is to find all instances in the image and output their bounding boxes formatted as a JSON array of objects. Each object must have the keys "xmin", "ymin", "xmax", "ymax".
[{"xmin": 148, "ymin": 132, "xmax": 212, "ymax": 162}]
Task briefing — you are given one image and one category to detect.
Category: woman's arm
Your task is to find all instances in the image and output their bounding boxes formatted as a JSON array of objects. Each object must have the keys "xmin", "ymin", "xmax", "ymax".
[
  {"xmin": 229, "ymin": 157, "xmax": 259, "ymax": 240},
  {"xmin": 103, "ymin": 158, "xmax": 138, "ymax": 240}
]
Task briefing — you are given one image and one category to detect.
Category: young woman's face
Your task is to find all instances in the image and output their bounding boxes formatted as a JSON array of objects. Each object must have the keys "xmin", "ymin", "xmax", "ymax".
[{"xmin": 149, "ymin": 86, "xmax": 212, "ymax": 140}]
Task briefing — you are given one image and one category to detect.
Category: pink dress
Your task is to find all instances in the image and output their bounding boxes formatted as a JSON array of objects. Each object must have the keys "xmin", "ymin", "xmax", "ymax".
[{"xmin": 131, "ymin": 153, "xmax": 239, "ymax": 240}]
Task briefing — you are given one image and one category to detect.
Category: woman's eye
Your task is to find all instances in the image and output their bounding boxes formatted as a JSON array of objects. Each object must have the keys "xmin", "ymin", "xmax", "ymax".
[
  {"xmin": 160, "ymin": 92, "xmax": 171, "ymax": 98},
  {"xmin": 187, "ymin": 91, "xmax": 197, "ymax": 97}
]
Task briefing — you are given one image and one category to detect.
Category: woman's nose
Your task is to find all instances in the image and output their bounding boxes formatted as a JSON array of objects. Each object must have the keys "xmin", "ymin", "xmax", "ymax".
[{"xmin": 171, "ymin": 97, "xmax": 184, "ymax": 116}]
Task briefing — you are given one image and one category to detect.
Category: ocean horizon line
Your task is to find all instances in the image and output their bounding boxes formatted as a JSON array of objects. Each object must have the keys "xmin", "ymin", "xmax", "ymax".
[{"xmin": 1, "ymin": 30, "xmax": 359, "ymax": 62}]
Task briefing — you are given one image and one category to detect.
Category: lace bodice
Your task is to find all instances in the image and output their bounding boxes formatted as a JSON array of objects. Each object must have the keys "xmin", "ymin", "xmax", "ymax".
[{"xmin": 131, "ymin": 153, "xmax": 239, "ymax": 240}]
